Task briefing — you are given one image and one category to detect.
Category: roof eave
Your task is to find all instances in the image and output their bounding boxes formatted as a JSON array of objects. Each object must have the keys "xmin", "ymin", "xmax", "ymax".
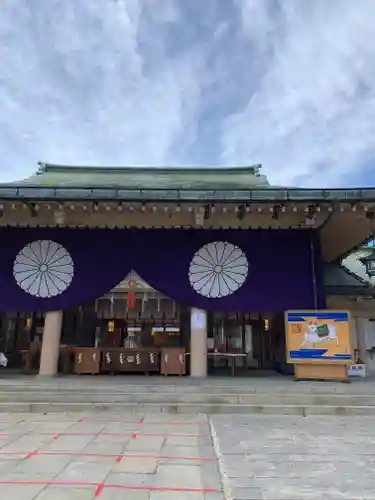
[
  {"xmin": 325, "ymin": 285, "xmax": 375, "ymax": 296},
  {"xmin": 1, "ymin": 186, "xmax": 375, "ymax": 203}
]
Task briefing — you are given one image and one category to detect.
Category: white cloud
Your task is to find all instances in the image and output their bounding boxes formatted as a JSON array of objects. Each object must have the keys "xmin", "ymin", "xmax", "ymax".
[
  {"xmin": 0, "ymin": 0, "xmax": 374, "ymax": 187},
  {"xmin": 0, "ymin": 0, "xmax": 206, "ymax": 181},
  {"xmin": 223, "ymin": 0, "xmax": 375, "ymax": 187}
]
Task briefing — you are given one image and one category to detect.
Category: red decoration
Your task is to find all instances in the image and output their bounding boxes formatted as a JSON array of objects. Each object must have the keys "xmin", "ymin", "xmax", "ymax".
[{"xmin": 127, "ymin": 278, "xmax": 136, "ymax": 309}]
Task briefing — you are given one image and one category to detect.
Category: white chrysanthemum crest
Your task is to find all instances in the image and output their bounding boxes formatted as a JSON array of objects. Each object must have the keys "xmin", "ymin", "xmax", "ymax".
[
  {"xmin": 13, "ymin": 240, "xmax": 74, "ymax": 298},
  {"xmin": 189, "ymin": 241, "xmax": 248, "ymax": 298}
]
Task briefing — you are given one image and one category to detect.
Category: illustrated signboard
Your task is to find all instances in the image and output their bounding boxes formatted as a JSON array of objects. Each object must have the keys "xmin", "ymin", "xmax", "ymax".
[{"xmin": 285, "ymin": 310, "xmax": 353, "ymax": 364}]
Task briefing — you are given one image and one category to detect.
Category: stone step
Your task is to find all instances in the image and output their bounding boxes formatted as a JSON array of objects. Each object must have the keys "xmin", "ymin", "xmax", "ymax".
[
  {"xmin": 1, "ymin": 390, "xmax": 375, "ymax": 406},
  {"xmin": 0, "ymin": 382, "xmax": 373, "ymax": 395},
  {"xmin": 0, "ymin": 378, "xmax": 374, "ymax": 394},
  {"xmin": 1, "ymin": 401, "xmax": 375, "ymax": 416}
]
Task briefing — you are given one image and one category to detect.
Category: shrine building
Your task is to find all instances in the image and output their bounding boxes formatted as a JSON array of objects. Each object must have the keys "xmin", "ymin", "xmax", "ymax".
[{"xmin": 0, "ymin": 163, "xmax": 374, "ymax": 377}]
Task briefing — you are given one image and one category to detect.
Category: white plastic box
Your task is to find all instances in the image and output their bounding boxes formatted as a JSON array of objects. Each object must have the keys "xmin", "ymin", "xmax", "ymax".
[{"xmin": 348, "ymin": 364, "xmax": 367, "ymax": 378}]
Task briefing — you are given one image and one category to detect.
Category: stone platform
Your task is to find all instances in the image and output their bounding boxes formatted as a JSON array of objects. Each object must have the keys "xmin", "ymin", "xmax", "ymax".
[{"xmin": 0, "ymin": 373, "xmax": 374, "ymax": 415}]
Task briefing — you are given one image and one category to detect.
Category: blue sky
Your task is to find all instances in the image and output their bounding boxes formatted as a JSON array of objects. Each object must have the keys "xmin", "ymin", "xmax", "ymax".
[{"xmin": 0, "ymin": 0, "xmax": 374, "ymax": 187}]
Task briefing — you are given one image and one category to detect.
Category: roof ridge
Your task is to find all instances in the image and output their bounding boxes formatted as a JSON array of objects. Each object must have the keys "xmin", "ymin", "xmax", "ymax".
[{"xmin": 37, "ymin": 162, "xmax": 263, "ymax": 175}]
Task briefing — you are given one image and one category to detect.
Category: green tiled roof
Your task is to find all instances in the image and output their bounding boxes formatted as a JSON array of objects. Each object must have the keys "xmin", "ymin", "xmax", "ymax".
[
  {"xmin": 1, "ymin": 163, "xmax": 375, "ymax": 202},
  {"xmin": 324, "ymin": 263, "xmax": 375, "ymax": 296},
  {"xmin": 10, "ymin": 163, "xmax": 270, "ymax": 190}
]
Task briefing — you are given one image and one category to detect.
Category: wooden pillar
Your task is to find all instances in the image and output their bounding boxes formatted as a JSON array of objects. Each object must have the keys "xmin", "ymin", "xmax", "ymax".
[
  {"xmin": 190, "ymin": 308, "xmax": 207, "ymax": 377},
  {"xmin": 39, "ymin": 311, "xmax": 63, "ymax": 376}
]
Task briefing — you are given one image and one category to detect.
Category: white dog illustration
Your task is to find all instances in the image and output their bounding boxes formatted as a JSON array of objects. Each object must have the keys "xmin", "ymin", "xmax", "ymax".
[{"xmin": 300, "ymin": 323, "xmax": 338, "ymax": 348}]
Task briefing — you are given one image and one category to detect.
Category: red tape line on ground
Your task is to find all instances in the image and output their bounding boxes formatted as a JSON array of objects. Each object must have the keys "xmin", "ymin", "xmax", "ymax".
[
  {"xmin": 83, "ymin": 420, "xmax": 201, "ymax": 425},
  {"xmin": 0, "ymin": 480, "xmax": 218, "ymax": 494},
  {"xmin": 0, "ymin": 450, "xmax": 216, "ymax": 462},
  {"xmin": 27, "ymin": 419, "xmax": 201, "ymax": 425},
  {"xmin": 64, "ymin": 432, "xmax": 206, "ymax": 438},
  {"xmin": 0, "ymin": 432, "xmax": 207, "ymax": 438},
  {"xmin": 94, "ymin": 483, "xmax": 105, "ymax": 497}
]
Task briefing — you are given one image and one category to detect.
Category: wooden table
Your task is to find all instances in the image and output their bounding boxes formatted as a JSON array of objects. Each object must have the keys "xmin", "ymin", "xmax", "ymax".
[
  {"xmin": 185, "ymin": 352, "xmax": 247, "ymax": 376},
  {"xmin": 207, "ymin": 352, "xmax": 247, "ymax": 376}
]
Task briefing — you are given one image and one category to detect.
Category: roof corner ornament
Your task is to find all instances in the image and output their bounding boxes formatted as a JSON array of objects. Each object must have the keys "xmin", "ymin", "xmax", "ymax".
[
  {"xmin": 37, "ymin": 162, "xmax": 47, "ymax": 174},
  {"xmin": 254, "ymin": 164, "xmax": 262, "ymax": 176}
]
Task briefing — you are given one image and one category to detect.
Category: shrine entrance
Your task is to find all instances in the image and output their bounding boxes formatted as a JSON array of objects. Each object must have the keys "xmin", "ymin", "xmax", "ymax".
[
  {"xmin": 66, "ymin": 271, "xmax": 191, "ymax": 376},
  {"xmin": 0, "ymin": 272, "xmax": 289, "ymax": 377}
]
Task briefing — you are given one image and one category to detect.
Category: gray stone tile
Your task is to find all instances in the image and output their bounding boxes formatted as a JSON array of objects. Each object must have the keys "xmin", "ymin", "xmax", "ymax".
[
  {"xmin": 13, "ymin": 455, "xmax": 73, "ymax": 474},
  {"xmin": 0, "ymin": 471, "xmax": 58, "ymax": 482},
  {"xmin": 165, "ymin": 436, "xmax": 199, "ymax": 447},
  {"xmin": 102, "ymin": 422, "xmax": 141, "ymax": 432},
  {"xmin": 160, "ymin": 445, "xmax": 216, "ymax": 459},
  {"xmin": 15, "ymin": 422, "xmax": 75, "ymax": 434},
  {"xmin": 154, "ymin": 464, "xmax": 204, "ymax": 489},
  {"xmin": 41, "ymin": 435, "xmax": 95, "ymax": 451},
  {"xmin": 91, "ymin": 433, "xmax": 132, "ymax": 445},
  {"xmin": 0, "ymin": 458, "xmax": 22, "ymax": 473},
  {"xmin": 126, "ymin": 436, "xmax": 165, "ymax": 452},
  {"xmin": 65, "ymin": 423, "xmax": 105, "ymax": 433},
  {"xmin": 143, "ymin": 415, "xmax": 206, "ymax": 423},
  {"xmin": 34, "ymin": 486, "xmax": 96, "ymax": 500},
  {"xmin": 0, "ymin": 484, "xmax": 46, "ymax": 500},
  {"xmin": 82, "ymin": 442, "xmax": 125, "ymax": 457},
  {"xmin": 114, "ymin": 457, "xmax": 158, "ymax": 473},
  {"xmin": 105, "ymin": 472, "xmax": 154, "ymax": 487},
  {"xmin": 55, "ymin": 460, "xmax": 112, "ymax": 483},
  {"xmin": 0, "ymin": 452, "xmax": 25, "ymax": 460},
  {"xmin": 150, "ymin": 493, "xmax": 211, "ymax": 500},
  {"xmin": 0, "ymin": 435, "xmax": 53, "ymax": 452},
  {"xmin": 99, "ymin": 490, "xmax": 149, "ymax": 500},
  {"xmin": 230, "ymin": 487, "xmax": 263, "ymax": 500}
]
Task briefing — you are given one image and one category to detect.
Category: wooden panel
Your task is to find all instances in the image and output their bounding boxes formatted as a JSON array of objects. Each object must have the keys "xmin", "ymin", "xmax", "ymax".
[
  {"xmin": 59, "ymin": 347, "xmax": 74, "ymax": 374},
  {"xmin": 294, "ymin": 363, "xmax": 348, "ymax": 382},
  {"xmin": 101, "ymin": 348, "xmax": 160, "ymax": 373},
  {"xmin": 96, "ymin": 299, "xmax": 111, "ymax": 319},
  {"xmin": 74, "ymin": 348, "xmax": 101, "ymax": 374},
  {"xmin": 114, "ymin": 299, "xmax": 127, "ymax": 319},
  {"xmin": 77, "ymin": 312, "xmax": 97, "ymax": 347},
  {"xmin": 161, "ymin": 347, "xmax": 186, "ymax": 375}
]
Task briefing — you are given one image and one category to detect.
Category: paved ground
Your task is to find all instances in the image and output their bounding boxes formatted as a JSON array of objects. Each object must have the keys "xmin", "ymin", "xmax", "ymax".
[
  {"xmin": 0, "ymin": 412, "xmax": 223, "ymax": 500},
  {"xmin": 0, "ymin": 412, "xmax": 374, "ymax": 499},
  {"xmin": 212, "ymin": 414, "xmax": 375, "ymax": 500}
]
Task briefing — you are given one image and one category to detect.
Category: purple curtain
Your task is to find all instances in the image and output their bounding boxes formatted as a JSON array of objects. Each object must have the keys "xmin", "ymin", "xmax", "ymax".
[{"xmin": 0, "ymin": 227, "xmax": 325, "ymax": 313}]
